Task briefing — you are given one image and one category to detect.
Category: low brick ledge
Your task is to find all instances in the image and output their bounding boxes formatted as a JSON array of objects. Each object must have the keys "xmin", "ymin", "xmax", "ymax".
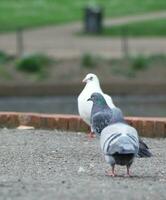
[{"xmin": 0, "ymin": 112, "xmax": 165, "ymax": 137}]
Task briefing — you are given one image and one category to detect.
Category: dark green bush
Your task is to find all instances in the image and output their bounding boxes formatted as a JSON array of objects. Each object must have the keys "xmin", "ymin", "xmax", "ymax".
[
  {"xmin": 16, "ymin": 54, "xmax": 51, "ymax": 73},
  {"xmin": 81, "ymin": 53, "xmax": 97, "ymax": 68},
  {"xmin": 131, "ymin": 55, "xmax": 148, "ymax": 71},
  {"xmin": 0, "ymin": 51, "xmax": 8, "ymax": 63}
]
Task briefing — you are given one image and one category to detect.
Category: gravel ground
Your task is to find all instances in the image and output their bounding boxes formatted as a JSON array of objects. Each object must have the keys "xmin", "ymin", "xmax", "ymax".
[{"xmin": 0, "ymin": 129, "xmax": 165, "ymax": 200}]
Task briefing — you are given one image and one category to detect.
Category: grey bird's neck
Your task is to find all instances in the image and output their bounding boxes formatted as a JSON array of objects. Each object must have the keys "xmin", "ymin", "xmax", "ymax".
[{"xmin": 92, "ymin": 102, "xmax": 110, "ymax": 114}]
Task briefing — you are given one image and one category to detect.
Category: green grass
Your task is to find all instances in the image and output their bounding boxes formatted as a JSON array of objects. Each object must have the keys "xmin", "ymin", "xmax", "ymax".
[
  {"xmin": 0, "ymin": 0, "xmax": 166, "ymax": 31},
  {"xmin": 102, "ymin": 18, "xmax": 166, "ymax": 37}
]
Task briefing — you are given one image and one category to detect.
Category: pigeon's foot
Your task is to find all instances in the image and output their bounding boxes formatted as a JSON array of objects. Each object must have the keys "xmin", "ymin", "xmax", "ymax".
[
  {"xmin": 87, "ymin": 132, "xmax": 95, "ymax": 139},
  {"xmin": 105, "ymin": 170, "xmax": 116, "ymax": 177},
  {"xmin": 105, "ymin": 166, "xmax": 116, "ymax": 177},
  {"xmin": 105, "ymin": 171, "xmax": 116, "ymax": 177},
  {"xmin": 124, "ymin": 173, "xmax": 132, "ymax": 177}
]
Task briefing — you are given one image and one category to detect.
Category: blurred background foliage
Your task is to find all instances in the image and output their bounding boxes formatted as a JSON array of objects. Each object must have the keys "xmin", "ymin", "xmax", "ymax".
[{"xmin": 0, "ymin": 0, "xmax": 166, "ymax": 31}]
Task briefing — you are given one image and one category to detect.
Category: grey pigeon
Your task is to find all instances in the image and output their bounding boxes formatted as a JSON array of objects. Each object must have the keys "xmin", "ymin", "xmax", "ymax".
[
  {"xmin": 88, "ymin": 94, "xmax": 124, "ymax": 136},
  {"xmin": 100, "ymin": 123, "xmax": 139, "ymax": 176},
  {"xmin": 88, "ymin": 93, "xmax": 152, "ymax": 158},
  {"xmin": 87, "ymin": 93, "xmax": 143, "ymax": 176}
]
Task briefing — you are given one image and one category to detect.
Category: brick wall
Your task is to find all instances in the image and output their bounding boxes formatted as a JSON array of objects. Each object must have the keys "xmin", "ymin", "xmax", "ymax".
[{"xmin": 0, "ymin": 112, "xmax": 165, "ymax": 137}]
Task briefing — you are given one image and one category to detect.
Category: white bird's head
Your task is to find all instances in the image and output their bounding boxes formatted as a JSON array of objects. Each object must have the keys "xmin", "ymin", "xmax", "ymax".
[{"xmin": 82, "ymin": 73, "xmax": 99, "ymax": 84}]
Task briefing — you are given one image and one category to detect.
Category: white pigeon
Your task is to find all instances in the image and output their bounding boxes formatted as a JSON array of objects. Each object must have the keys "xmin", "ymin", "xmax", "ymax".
[{"xmin": 77, "ymin": 73, "xmax": 115, "ymax": 127}]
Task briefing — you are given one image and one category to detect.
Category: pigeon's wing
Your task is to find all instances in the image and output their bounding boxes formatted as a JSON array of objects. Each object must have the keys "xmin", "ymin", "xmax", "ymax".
[
  {"xmin": 77, "ymin": 90, "xmax": 92, "ymax": 125},
  {"xmin": 77, "ymin": 79, "xmax": 102, "ymax": 126},
  {"xmin": 137, "ymin": 138, "xmax": 152, "ymax": 157},
  {"xmin": 92, "ymin": 111, "xmax": 112, "ymax": 136},
  {"xmin": 112, "ymin": 107, "xmax": 125, "ymax": 123}
]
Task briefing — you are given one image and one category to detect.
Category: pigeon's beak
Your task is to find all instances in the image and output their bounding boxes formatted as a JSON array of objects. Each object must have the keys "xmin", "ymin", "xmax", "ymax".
[
  {"xmin": 87, "ymin": 97, "xmax": 92, "ymax": 102},
  {"xmin": 82, "ymin": 77, "xmax": 87, "ymax": 83}
]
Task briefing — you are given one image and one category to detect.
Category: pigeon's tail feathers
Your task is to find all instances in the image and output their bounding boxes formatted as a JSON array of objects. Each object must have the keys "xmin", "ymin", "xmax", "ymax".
[
  {"xmin": 137, "ymin": 138, "xmax": 152, "ymax": 158},
  {"xmin": 137, "ymin": 147, "xmax": 152, "ymax": 157}
]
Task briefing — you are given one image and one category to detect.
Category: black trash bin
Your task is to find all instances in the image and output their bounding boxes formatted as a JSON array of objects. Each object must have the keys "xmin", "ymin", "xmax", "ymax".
[{"xmin": 84, "ymin": 6, "xmax": 103, "ymax": 33}]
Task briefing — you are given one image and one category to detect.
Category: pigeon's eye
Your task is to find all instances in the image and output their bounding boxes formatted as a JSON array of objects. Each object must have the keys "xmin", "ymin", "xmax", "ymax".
[{"xmin": 89, "ymin": 76, "xmax": 93, "ymax": 80}]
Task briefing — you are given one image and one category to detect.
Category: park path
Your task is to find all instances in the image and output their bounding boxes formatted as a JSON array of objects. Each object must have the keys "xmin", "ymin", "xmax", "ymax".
[{"xmin": 0, "ymin": 11, "xmax": 166, "ymax": 58}]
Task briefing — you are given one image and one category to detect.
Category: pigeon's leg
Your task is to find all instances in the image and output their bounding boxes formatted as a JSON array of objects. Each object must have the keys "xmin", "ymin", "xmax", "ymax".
[
  {"xmin": 87, "ymin": 127, "xmax": 96, "ymax": 138},
  {"xmin": 88, "ymin": 131, "xmax": 95, "ymax": 138},
  {"xmin": 105, "ymin": 165, "xmax": 116, "ymax": 177},
  {"xmin": 126, "ymin": 165, "xmax": 131, "ymax": 177}
]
